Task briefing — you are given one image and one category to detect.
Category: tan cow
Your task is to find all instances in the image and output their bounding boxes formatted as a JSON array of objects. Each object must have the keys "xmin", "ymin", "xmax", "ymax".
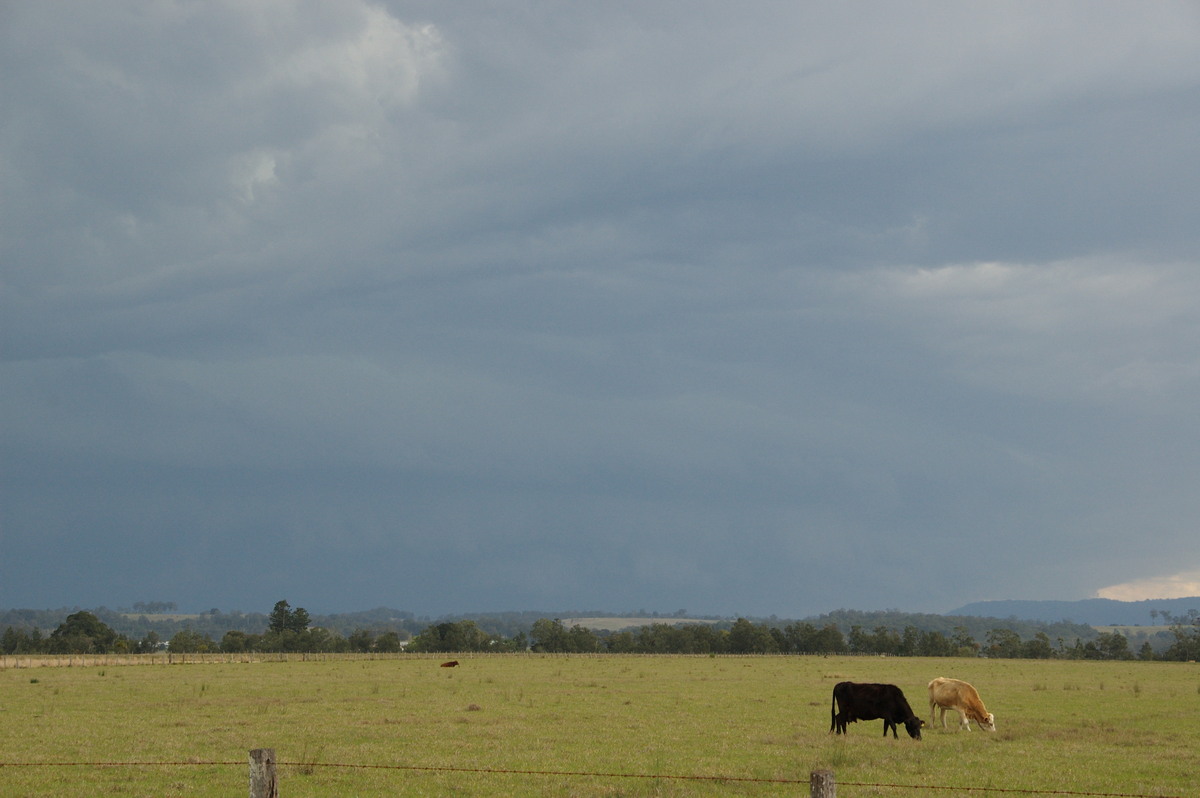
[{"xmin": 928, "ymin": 677, "xmax": 995, "ymax": 731}]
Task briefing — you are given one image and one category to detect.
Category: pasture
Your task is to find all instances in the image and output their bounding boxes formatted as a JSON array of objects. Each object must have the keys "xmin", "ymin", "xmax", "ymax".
[{"xmin": 1, "ymin": 654, "xmax": 1196, "ymax": 797}]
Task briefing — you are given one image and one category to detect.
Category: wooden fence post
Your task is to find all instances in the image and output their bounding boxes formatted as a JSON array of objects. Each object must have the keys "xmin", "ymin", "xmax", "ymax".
[
  {"xmin": 249, "ymin": 748, "xmax": 278, "ymax": 798},
  {"xmin": 810, "ymin": 769, "xmax": 835, "ymax": 798}
]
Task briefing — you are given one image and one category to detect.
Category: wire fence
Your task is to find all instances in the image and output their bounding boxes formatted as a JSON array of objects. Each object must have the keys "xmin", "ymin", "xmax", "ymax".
[
  {"xmin": 0, "ymin": 758, "xmax": 1185, "ymax": 798},
  {"xmin": 0, "ymin": 651, "xmax": 392, "ymax": 668}
]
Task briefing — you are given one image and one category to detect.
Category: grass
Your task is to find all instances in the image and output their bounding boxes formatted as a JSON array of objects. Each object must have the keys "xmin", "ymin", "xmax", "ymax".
[{"xmin": 1, "ymin": 654, "xmax": 1197, "ymax": 796}]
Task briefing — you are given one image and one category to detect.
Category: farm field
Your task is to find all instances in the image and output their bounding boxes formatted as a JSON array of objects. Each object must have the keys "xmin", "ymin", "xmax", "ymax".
[{"xmin": 1, "ymin": 654, "xmax": 1196, "ymax": 797}]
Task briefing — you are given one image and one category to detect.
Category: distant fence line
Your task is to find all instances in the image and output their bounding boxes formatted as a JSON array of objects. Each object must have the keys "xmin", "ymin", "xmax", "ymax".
[
  {"xmin": 0, "ymin": 651, "xmax": 862, "ymax": 669},
  {"xmin": 9, "ymin": 649, "xmax": 1188, "ymax": 670},
  {"xmin": 0, "ymin": 652, "xmax": 425, "ymax": 668}
]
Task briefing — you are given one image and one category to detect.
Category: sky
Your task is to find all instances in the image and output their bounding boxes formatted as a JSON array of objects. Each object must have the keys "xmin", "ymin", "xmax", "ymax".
[{"xmin": 3, "ymin": 1, "xmax": 1200, "ymax": 619}]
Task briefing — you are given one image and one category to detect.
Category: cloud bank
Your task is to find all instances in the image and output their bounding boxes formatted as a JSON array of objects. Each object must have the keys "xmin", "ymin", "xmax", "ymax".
[{"xmin": 3, "ymin": 2, "xmax": 1200, "ymax": 615}]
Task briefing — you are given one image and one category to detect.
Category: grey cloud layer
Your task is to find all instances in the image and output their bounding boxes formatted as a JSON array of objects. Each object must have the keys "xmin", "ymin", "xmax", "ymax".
[{"xmin": 3, "ymin": 2, "xmax": 1199, "ymax": 614}]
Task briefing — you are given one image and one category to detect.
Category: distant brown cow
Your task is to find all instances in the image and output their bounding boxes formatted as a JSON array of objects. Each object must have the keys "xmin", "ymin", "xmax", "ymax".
[
  {"xmin": 440, "ymin": 660, "xmax": 459, "ymax": 668},
  {"xmin": 928, "ymin": 677, "xmax": 995, "ymax": 731}
]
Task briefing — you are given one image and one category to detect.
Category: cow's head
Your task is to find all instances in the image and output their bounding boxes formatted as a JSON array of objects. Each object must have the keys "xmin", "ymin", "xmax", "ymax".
[
  {"xmin": 979, "ymin": 713, "xmax": 996, "ymax": 732},
  {"xmin": 904, "ymin": 717, "xmax": 924, "ymax": 740}
]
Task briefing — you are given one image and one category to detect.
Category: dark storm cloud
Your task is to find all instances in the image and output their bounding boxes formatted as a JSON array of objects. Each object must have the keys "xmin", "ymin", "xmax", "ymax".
[{"xmin": 3, "ymin": 1, "xmax": 1200, "ymax": 616}]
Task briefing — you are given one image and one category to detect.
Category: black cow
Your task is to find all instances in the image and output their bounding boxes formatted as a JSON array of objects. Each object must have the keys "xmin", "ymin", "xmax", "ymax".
[{"xmin": 830, "ymin": 682, "xmax": 923, "ymax": 739}]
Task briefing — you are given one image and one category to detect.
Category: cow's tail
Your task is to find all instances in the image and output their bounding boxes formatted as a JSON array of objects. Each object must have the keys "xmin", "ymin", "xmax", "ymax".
[{"xmin": 829, "ymin": 690, "xmax": 837, "ymax": 733}]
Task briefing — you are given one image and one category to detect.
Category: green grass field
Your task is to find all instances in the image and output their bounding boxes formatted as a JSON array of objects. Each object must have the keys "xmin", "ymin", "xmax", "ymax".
[{"xmin": 1, "ymin": 654, "xmax": 1196, "ymax": 797}]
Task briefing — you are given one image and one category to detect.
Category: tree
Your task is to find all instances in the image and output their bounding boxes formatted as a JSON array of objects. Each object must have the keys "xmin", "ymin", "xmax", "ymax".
[
  {"xmin": 268, "ymin": 600, "xmax": 310, "ymax": 634},
  {"xmin": 1094, "ymin": 631, "xmax": 1132, "ymax": 660},
  {"xmin": 952, "ymin": 626, "xmax": 979, "ymax": 656},
  {"xmin": 848, "ymin": 625, "xmax": 870, "ymax": 654},
  {"xmin": 136, "ymin": 631, "xmax": 162, "ymax": 653},
  {"xmin": 408, "ymin": 620, "xmax": 492, "ymax": 653},
  {"xmin": 633, "ymin": 623, "xmax": 675, "ymax": 653},
  {"xmin": 877, "ymin": 626, "xmax": 902, "ymax": 654},
  {"xmin": 1162, "ymin": 610, "xmax": 1200, "ymax": 661},
  {"xmin": 683, "ymin": 624, "xmax": 723, "ymax": 654},
  {"xmin": 985, "ymin": 628, "xmax": 1022, "ymax": 658},
  {"xmin": 261, "ymin": 600, "xmax": 318, "ymax": 652},
  {"xmin": 566, "ymin": 624, "xmax": 601, "ymax": 653},
  {"xmin": 291, "ymin": 606, "xmax": 311, "ymax": 632},
  {"xmin": 811, "ymin": 624, "xmax": 847, "ymax": 654},
  {"xmin": 374, "ymin": 631, "xmax": 403, "ymax": 653},
  {"xmin": 605, "ymin": 630, "xmax": 637, "ymax": 653},
  {"xmin": 727, "ymin": 618, "xmax": 778, "ymax": 654},
  {"xmin": 916, "ymin": 629, "xmax": 955, "ymax": 657},
  {"xmin": 348, "ymin": 628, "xmax": 375, "ymax": 653},
  {"xmin": 169, "ymin": 629, "xmax": 214, "ymax": 653},
  {"xmin": 530, "ymin": 618, "xmax": 569, "ymax": 653},
  {"xmin": 898, "ymin": 626, "xmax": 921, "ymax": 657},
  {"xmin": 305, "ymin": 627, "xmax": 347, "ymax": 653},
  {"xmin": 221, "ymin": 630, "xmax": 252, "ymax": 653},
  {"xmin": 780, "ymin": 622, "xmax": 816, "ymax": 653},
  {"xmin": 48, "ymin": 611, "xmax": 120, "ymax": 654},
  {"xmin": 1021, "ymin": 632, "xmax": 1055, "ymax": 659},
  {"xmin": 2, "ymin": 626, "xmax": 45, "ymax": 654}
]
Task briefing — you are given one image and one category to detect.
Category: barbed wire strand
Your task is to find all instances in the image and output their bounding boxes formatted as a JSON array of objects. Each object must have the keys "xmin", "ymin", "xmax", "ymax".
[{"xmin": 0, "ymin": 760, "xmax": 1182, "ymax": 798}]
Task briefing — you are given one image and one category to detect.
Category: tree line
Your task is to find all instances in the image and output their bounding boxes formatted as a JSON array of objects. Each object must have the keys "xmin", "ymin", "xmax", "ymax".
[
  {"xmin": 0, "ymin": 604, "xmax": 1106, "ymax": 650},
  {"xmin": 6, "ymin": 602, "xmax": 1200, "ymax": 660},
  {"xmin": 522, "ymin": 618, "xmax": 1159, "ymax": 660}
]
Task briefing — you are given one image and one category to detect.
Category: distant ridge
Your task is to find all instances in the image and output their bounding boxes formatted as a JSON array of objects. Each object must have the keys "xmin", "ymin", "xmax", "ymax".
[{"xmin": 948, "ymin": 597, "xmax": 1200, "ymax": 626}]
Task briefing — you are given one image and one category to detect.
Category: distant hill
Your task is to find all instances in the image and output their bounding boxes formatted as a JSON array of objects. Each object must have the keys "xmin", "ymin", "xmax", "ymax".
[
  {"xmin": 803, "ymin": 608, "xmax": 1094, "ymax": 645},
  {"xmin": 948, "ymin": 597, "xmax": 1200, "ymax": 626},
  {"xmin": 559, "ymin": 616, "xmax": 722, "ymax": 632}
]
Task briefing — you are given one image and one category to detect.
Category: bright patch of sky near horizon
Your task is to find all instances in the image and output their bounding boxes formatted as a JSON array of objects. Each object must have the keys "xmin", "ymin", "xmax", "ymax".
[
  {"xmin": 1097, "ymin": 572, "xmax": 1200, "ymax": 602},
  {"xmin": 3, "ymin": 1, "xmax": 1200, "ymax": 616}
]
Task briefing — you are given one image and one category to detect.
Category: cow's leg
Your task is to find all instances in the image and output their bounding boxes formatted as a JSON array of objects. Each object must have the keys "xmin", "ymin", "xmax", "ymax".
[{"xmin": 957, "ymin": 710, "xmax": 971, "ymax": 731}]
